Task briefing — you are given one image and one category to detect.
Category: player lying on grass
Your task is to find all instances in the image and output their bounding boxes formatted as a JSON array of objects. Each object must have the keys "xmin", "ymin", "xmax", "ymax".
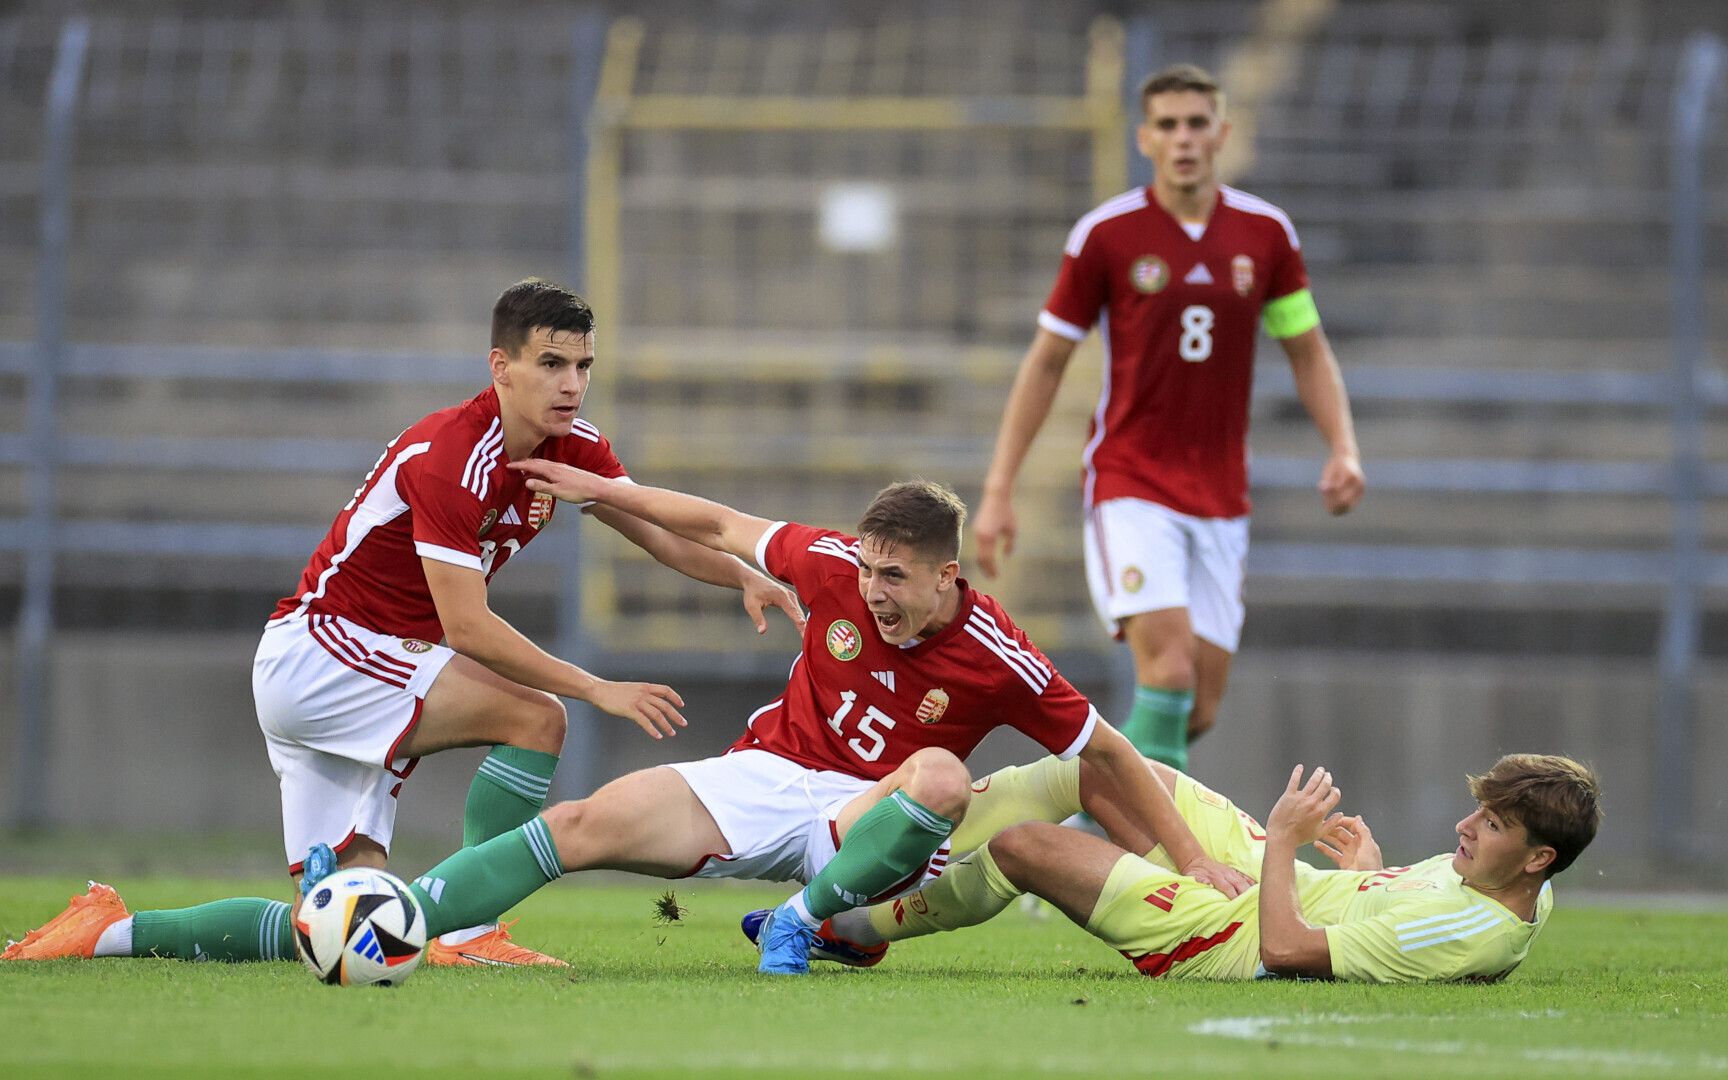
[
  {"xmin": 747, "ymin": 752, "xmax": 1601, "ymax": 982},
  {"xmin": 285, "ymin": 473, "xmax": 1255, "ymax": 975},
  {"xmin": 3, "ymin": 280, "xmax": 802, "ymax": 968}
]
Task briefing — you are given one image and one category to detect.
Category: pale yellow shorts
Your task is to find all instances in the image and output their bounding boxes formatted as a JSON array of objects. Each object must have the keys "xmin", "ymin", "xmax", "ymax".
[{"xmin": 1085, "ymin": 772, "xmax": 1268, "ymax": 980}]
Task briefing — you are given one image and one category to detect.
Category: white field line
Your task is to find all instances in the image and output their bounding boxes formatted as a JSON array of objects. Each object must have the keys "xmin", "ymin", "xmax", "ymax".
[{"xmin": 1188, "ymin": 1015, "xmax": 1728, "ymax": 1072}]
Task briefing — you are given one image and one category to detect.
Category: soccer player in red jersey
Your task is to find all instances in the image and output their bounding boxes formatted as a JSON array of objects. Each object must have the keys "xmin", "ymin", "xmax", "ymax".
[
  {"xmin": 974, "ymin": 65, "xmax": 1366, "ymax": 771},
  {"xmin": 339, "ymin": 471, "xmax": 1256, "ymax": 974},
  {"xmin": 3, "ymin": 280, "xmax": 802, "ymax": 968}
]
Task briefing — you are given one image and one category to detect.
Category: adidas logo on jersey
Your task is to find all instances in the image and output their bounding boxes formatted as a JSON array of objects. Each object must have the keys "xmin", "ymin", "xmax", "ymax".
[
  {"xmin": 1183, "ymin": 263, "xmax": 1214, "ymax": 285},
  {"xmin": 871, "ymin": 671, "xmax": 896, "ymax": 692},
  {"xmin": 500, "ymin": 505, "xmax": 522, "ymax": 526}
]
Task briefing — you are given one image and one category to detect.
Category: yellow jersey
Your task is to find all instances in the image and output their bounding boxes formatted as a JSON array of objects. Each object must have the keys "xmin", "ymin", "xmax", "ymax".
[
  {"xmin": 1117, "ymin": 774, "xmax": 1552, "ymax": 982},
  {"xmin": 1310, "ymin": 855, "xmax": 1551, "ymax": 983}
]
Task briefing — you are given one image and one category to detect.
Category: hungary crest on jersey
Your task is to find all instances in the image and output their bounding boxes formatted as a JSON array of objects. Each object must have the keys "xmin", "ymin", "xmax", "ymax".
[
  {"xmin": 527, "ymin": 492, "xmax": 556, "ymax": 530},
  {"xmin": 915, "ymin": 688, "xmax": 950, "ymax": 724},
  {"xmin": 826, "ymin": 620, "xmax": 862, "ymax": 661}
]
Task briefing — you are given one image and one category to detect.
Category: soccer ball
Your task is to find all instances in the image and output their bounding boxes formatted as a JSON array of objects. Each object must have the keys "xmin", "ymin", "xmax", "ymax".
[{"xmin": 294, "ymin": 868, "xmax": 426, "ymax": 986}]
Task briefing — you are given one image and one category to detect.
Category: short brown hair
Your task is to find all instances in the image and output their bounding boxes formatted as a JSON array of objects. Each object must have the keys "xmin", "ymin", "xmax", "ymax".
[
  {"xmin": 491, "ymin": 279, "xmax": 595, "ymax": 356},
  {"xmin": 1138, "ymin": 63, "xmax": 1224, "ymax": 118},
  {"xmin": 857, "ymin": 480, "xmax": 967, "ymax": 563},
  {"xmin": 1468, "ymin": 754, "xmax": 1603, "ymax": 878}
]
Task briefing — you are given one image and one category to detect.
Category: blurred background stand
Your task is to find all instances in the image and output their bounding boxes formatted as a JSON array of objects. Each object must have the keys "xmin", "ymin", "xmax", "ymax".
[{"xmin": 0, "ymin": 1, "xmax": 1724, "ymax": 884}]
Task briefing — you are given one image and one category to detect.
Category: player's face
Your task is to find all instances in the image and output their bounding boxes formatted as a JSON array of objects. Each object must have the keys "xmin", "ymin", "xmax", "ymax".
[
  {"xmin": 856, "ymin": 536, "xmax": 960, "ymax": 646},
  {"xmin": 491, "ymin": 327, "xmax": 595, "ymax": 444},
  {"xmin": 1452, "ymin": 803, "xmax": 1553, "ymax": 888},
  {"xmin": 1137, "ymin": 90, "xmax": 1228, "ymax": 193}
]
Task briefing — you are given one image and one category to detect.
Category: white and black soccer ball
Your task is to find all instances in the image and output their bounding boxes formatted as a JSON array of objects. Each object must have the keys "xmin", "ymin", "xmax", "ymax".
[{"xmin": 294, "ymin": 868, "xmax": 426, "ymax": 986}]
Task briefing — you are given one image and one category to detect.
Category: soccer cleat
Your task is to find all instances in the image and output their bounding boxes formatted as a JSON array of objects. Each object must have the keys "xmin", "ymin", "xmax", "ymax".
[
  {"xmin": 741, "ymin": 908, "xmax": 888, "ymax": 968},
  {"xmin": 2, "ymin": 881, "xmax": 129, "ymax": 961},
  {"xmin": 755, "ymin": 902, "xmax": 819, "ymax": 975},
  {"xmin": 425, "ymin": 920, "xmax": 569, "ymax": 968},
  {"xmin": 298, "ymin": 843, "xmax": 337, "ymax": 898}
]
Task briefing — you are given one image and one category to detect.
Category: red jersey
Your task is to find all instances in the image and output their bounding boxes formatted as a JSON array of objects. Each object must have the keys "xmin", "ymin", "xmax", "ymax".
[
  {"xmin": 729, "ymin": 522, "xmax": 1100, "ymax": 780},
  {"xmin": 1040, "ymin": 184, "xmax": 1309, "ymax": 518},
  {"xmin": 272, "ymin": 385, "xmax": 629, "ymax": 641}
]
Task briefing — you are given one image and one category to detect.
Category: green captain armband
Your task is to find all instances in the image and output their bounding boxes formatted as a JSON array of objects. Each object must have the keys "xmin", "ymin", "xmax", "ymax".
[{"xmin": 1261, "ymin": 288, "xmax": 1321, "ymax": 339}]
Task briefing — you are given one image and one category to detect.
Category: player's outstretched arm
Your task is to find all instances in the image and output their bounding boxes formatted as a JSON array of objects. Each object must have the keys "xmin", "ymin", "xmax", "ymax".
[
  {"xmin": 423, "ymin": 557, "xmax": 686, "ymax": 739},
  {"xmin": 510, "ymin": 460, "xmax": 771, "ymax": 565},
  {"xmin": 976, "ymin": 328, "xmax": 1079, "ymax": 577},
  {"xmin": 588, "ymin": 504, "xmax": 806, "ymax": 636},
  {"xmin": 1259, "ymin": 764, "xmax": 1340, "ymax": 977},
  {"xmin": 1279, "ymin": 326, "xmax": 1364, "ymax": 516},
  {"xmin": 1076, "ymin": 721, "xmax": 1255, "ymax": 899}
]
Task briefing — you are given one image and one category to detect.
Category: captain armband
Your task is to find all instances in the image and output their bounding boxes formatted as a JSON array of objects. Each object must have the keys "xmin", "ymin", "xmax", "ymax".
[{"xmin": 1261, "ymin": 288, "xmax": 1321, "ymax": 339}]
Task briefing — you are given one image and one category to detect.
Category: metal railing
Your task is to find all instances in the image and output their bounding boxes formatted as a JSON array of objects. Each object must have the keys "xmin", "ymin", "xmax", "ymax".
[{"xmin": 3, "ymin": 17, "xmax": 1724, "ymax": 853}]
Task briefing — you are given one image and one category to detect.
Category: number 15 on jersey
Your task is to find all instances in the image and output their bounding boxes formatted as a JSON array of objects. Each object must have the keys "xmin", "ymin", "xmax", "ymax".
[{"xmin": 826, "ymin": 690, "xmax": 896, "ymax": 762}]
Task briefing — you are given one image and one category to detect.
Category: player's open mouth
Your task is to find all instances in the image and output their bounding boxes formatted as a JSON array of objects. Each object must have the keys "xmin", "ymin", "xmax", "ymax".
[
  {"xmin": 873, "ymin": 611, "xmax": 903, "ymax": 634},
  {"xmin": 1456, "ymin": 843, "xmax": 1471, "ymax": 860}
]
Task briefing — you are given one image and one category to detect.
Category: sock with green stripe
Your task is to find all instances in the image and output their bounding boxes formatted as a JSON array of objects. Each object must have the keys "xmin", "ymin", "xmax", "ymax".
[
  {"xmin": 790, "ymin": 790, "xmax": 954, "ymax": 926},
  {"xmin": 115, "ymin": 898, "xmax": 294, "ymax": 962},
  {"xmin": 1119, "ymin": 685, "xmax": 1194, "ymax": 771},
  {"xmin": 409, "ymin": 817, "xmax": 565, "ymax": 938},
  {"xmin": 463, "ymin": 745, "xmax": 559, "ymax": 848}
]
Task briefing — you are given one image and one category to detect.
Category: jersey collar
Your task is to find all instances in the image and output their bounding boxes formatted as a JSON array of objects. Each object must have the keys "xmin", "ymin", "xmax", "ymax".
[{"xmin": 1146, "ymin": 184, "xmax": 1218, "ymax": 241}]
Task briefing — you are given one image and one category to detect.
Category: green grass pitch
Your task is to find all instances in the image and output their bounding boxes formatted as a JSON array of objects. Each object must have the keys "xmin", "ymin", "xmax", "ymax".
[{"xmin": 3, "ymin": 875, "xmax": 1725, "ymax": 1079}]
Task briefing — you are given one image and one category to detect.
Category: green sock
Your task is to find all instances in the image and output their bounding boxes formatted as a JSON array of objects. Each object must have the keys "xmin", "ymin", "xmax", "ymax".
[
  {"xmin": 800, "ymin": 791, "xmax": 954, "ymax": 922},
  {"xmin": 463, "ymin": 745, "xmax": 559, "ymax": 848},
  {"xmin": 1120, "ymin": 686, "xmax": 1194, "ymax": 771},
  {"xmin": 410, "ymin": 817, "xmax": 565, "ymax": 938},
  {"xmin": 131, "ymin": 898, "xmax": 294, "ymax": 962}
]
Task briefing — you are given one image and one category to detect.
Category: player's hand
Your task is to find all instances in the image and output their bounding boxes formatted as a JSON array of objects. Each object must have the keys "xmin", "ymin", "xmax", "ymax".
[
  {"xmin": 1313, "ymin": 813, "xmax": 1383, "ymax": 871},
  {"xmin": 1267, "ymin": 764, "xmax": 1342, "ymax": 846},
  {"xmin": 742, "ymin": 573, "xmax": 806, "ymax": 636},
  {"xmin": 1180, "ymin": 856, "xmax": 1257, "ymax": 899},
  {"xmin": 1318, "ymin": 451, "xmax": 1364, "ymax": 516},
  {"xmin": 585, "ymin": 678, "xmax": 686, "ymax": 739},
  {"xmin": 973, "ymin": 489, "xmax": 1017, "ymax": 578},
  {"xmin": 510, "ymin": 459, "xmax": 611, "ymax": 504}
]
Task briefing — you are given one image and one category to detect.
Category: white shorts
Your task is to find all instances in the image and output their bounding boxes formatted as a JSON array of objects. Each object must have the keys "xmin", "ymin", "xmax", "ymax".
[
  {"xmin": 1083, "ymin": 497, "xmax": 1249, "ymax": 652},
  {"xmin": 253, "ymin": 613, "xmax": 457, "ymax": 872},
  {"xmin": 665, "ymin": 749, "xmax": 951, "ymax": 898}
]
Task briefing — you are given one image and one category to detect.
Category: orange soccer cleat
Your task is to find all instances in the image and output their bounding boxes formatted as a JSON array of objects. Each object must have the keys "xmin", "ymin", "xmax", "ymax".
[
  {"xmin": 424, "ymin": 920, "xmax": 569, "ymax": 968},
  {"xmin": 3, "ymin": 881, "xmax": 129, "ymax": 961}
]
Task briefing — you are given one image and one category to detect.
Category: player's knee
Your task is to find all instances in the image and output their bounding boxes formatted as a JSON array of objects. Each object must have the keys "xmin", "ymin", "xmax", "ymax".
[
  {"xmin": 903, "ymin": 748, "xmax": 971, "ymax": 821},
  {"xmin": 986, "ymin": 822, "xmax": 1058, "ymax": 884},
  {"xmin": 511, "ymin": 692, "xmax": 567, "ymax": 754},
  {"xmin": 1139, "ymin": 648, "xmax": 1197, "ymax": 688},
  {"xmin": 539, "ymin": 800, "xmax": 583, "ymax": 847}
]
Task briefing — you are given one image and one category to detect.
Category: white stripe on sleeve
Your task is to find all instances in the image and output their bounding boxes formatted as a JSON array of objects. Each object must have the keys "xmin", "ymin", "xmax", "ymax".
[
  {"xmin": 1038, "ymin": 309, "xmax": 1089, "ymax": 342},
  {"xmin": 415, "ymin": 541, "xmax": 485, "ymax": 571}
]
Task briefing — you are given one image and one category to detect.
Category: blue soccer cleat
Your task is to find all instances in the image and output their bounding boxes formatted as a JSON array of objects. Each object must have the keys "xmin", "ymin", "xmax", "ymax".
[
  {"xmin": 298, "ymin": 843, "xmax": 338, "ymax": 899},
  {"xmin": 742, "ymin": 908, "xmax": 888, "ymax": 968},
  {"xmin": 755, "ymin": 902, "xmax": 819, "ymax": 975}
]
